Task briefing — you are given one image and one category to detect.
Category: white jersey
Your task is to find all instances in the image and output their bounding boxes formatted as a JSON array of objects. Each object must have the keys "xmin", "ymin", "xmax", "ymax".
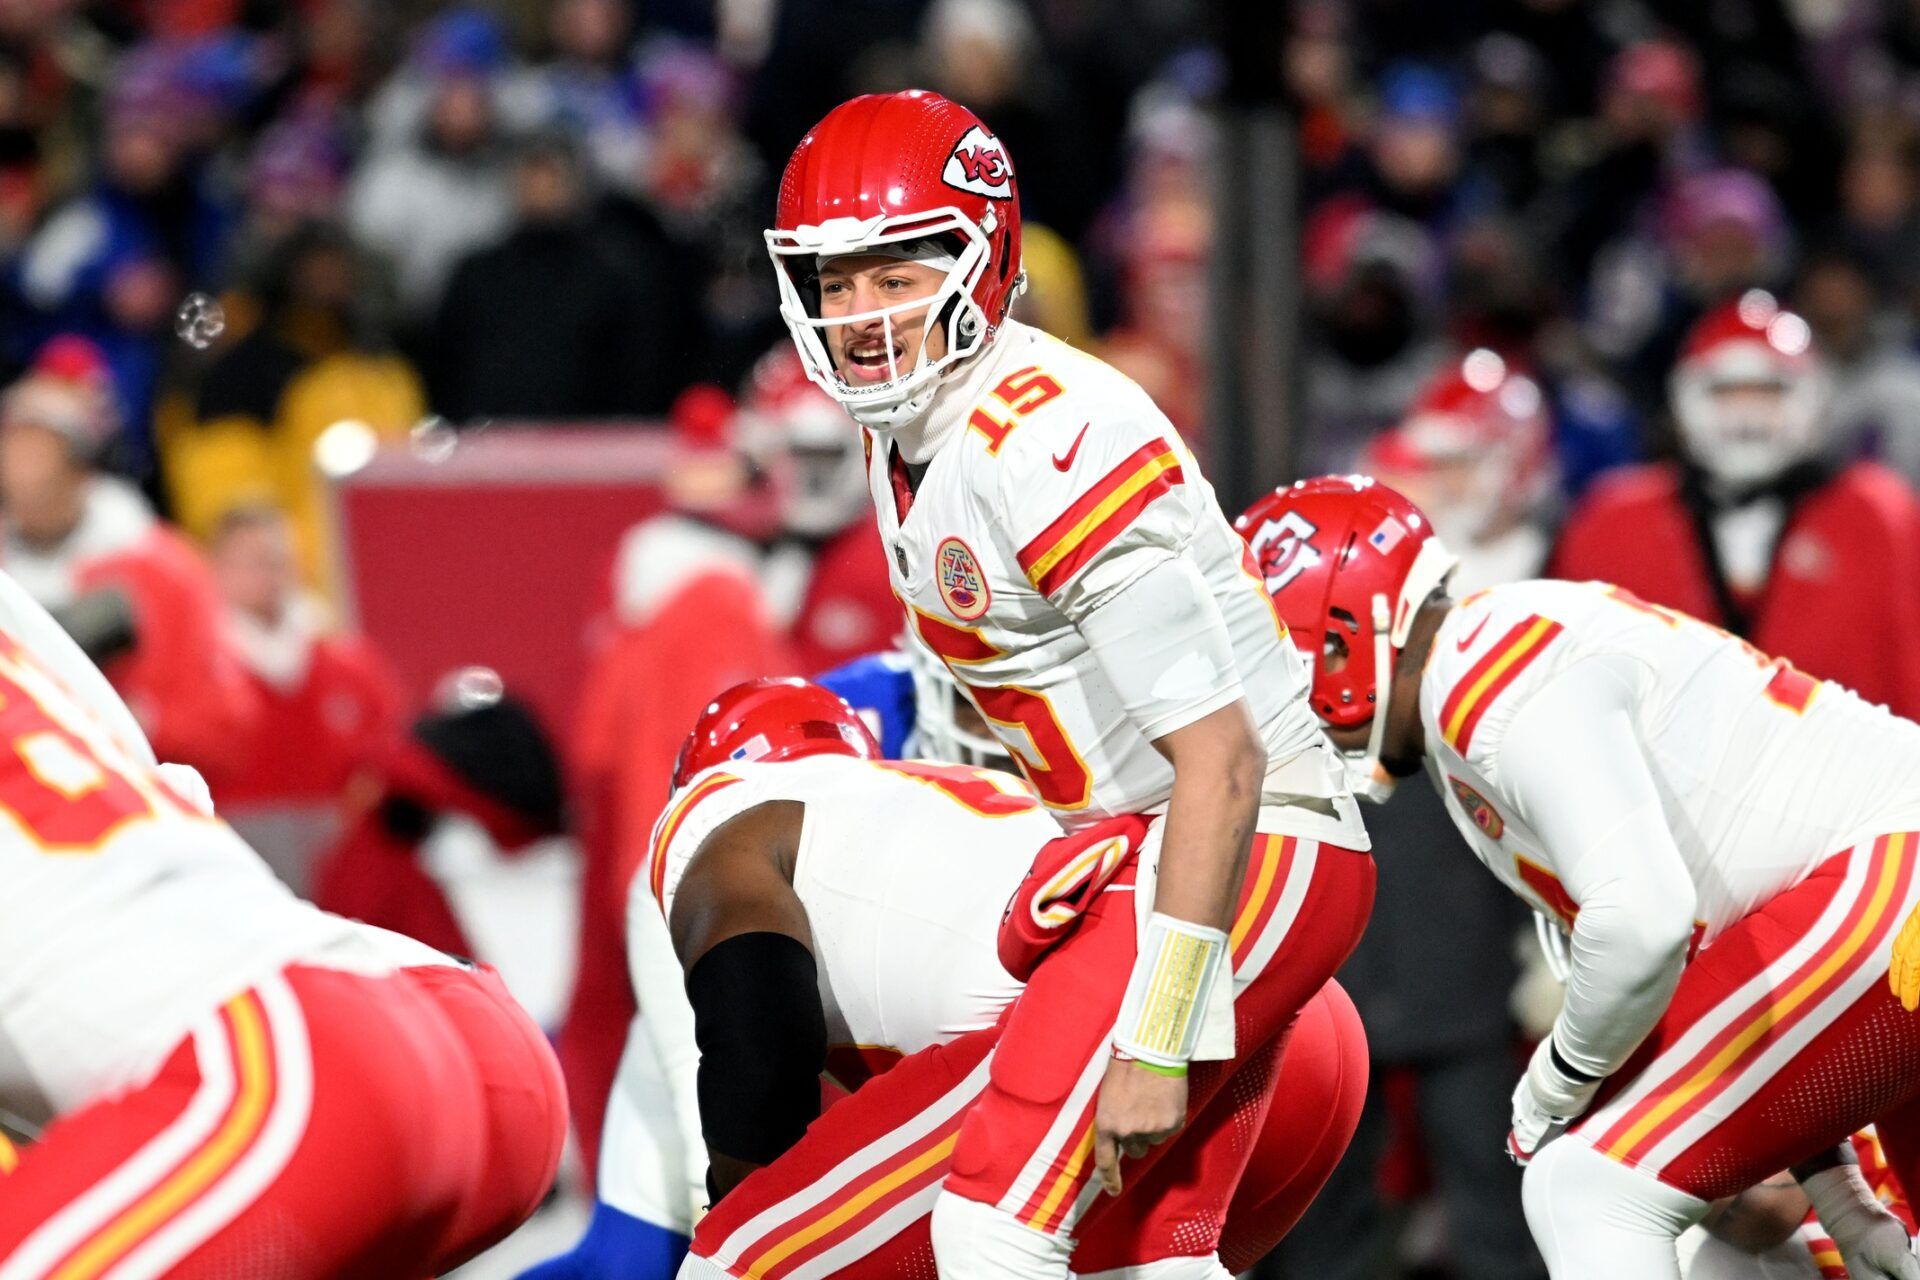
[
  {"xmin": 866, "ymin": 319, "xmax": 1363, "ymax": 845},
  {"xmin": 0, "ymin": 619, "xmax": 445, "ymax": 1123},
  {"xmin": 643, "ymin": 754, "xmax": 1058, "ymax": 1078},
  {"xmin": 1422, "ymin": 577, "xmax": 1920, "ymax": 1076}
]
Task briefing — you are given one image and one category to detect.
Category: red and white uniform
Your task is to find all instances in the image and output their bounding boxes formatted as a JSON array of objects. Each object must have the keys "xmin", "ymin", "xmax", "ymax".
[
  {"xmin": 648, "ymin": 755, "xmax": 1052, "ymax": 1075},
  {"xmin": 207, "ymin": 597, "xmax": 401, "ymax": 813},
  {"xmin": 876, "ymin": 320, "xmax": 1360, "ymax": 841},
  {"xmin": 621, "ymin": 756, "xmax": 1368, "ymax": 1278},
  {"xmin": 0, "ymin": 573, "xmax": 565, "ymax": 1278},
  {"xmin": 1422, "ymin": 577, "xmax": 1920, "ymax": 1197},
  {"xmin": 1549, "ymin": 460, "xmax": 1920, "ymax": 720},
  {"xmin": 862, "ymin": 318, "xmax": 1373, "ymax": 1254},
  {"xmin": 610, "ymin": 754, "xmax": 1049, "ymax": 1237}
]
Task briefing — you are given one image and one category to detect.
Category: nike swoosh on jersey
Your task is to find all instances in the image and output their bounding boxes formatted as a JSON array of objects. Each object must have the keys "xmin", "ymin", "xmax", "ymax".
[
  {"xmin": 1456, "ymin": 615, "xmax": 1491, "ymax": 652},
  {"xmin": 1052, "ymin": 424, "xmax": 1091, "ymax": 471}
]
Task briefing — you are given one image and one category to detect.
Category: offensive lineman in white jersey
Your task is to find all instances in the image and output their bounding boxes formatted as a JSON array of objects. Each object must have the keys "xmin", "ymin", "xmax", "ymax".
[
  {"xmin": 628, "ymin": 677, "xmax": 1367, "ymax": 1280},
  {"xmin": 766, "ymin": 88, "xmax": 1374, "ymax": 1278},
  {"xmin": 1240, "ymin": 475, "xmax": 1920, "ymax": 1279},
  {"xmin": 0, "ymin": 569, "xmax": 567, "ymax": 1277}
]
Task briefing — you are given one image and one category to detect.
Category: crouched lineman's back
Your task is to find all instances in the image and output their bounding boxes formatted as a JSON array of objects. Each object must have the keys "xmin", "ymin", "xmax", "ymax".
[{"xmin": 0, "ymin": 582, "xmax": 566, "ymax": 1279}]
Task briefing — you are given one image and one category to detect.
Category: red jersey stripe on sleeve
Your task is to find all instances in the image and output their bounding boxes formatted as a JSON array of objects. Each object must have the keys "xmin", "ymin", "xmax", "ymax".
[
  {"xmin": 647, "ymin": 771, "xmax": 743, "ymax": 911},
  {"xmin": 1016, "ymin": 440, "xmax": 1184, "ymax": 599},
  {"xmin": 1438, "ymin": 615, "xmax": 1564, "ymax": 754}
]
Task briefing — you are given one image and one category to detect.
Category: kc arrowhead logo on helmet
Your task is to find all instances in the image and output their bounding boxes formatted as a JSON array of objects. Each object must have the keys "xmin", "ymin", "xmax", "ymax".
[
  {"xmin": 1245, "ymin": 511, "xmax": 1324, "ymax": 593},
  {"xmin": 943, "ymin": 125, "xmax": 1014, "ymax": 198}
]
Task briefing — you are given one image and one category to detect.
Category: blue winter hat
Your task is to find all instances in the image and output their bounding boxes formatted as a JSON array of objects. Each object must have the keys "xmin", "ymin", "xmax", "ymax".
[
  {"xmin": 412, "ymin": 8, "xmax": 510, "ymax": 77},
  {"xmin": 1379, "ymin": 62, "xmax": 1460, "ymax": 130}
]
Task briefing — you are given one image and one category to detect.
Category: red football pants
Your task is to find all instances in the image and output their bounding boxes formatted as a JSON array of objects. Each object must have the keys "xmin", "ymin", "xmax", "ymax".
[
  {"xmin": 0, "ymin": 961, "xmax": 568, "ymax": 1279},
  {"xmin": 688, "ymin": 833, "xmax": 1374, "ymax": 1279},
  {"xmin": 1570, "ymin": 831, "xmax": 1920, "ymax": 1201},
  {"xmin": 946, "ymin": 833, "xmax": 1374, "ymax": 1244}
]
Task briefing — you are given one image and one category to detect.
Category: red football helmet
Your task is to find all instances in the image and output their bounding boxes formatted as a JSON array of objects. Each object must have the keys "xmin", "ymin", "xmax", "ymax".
[
  {"xmin": 734, "ymin": 346, "xmax": 866, "ymax": 538},
  {"xmin": 767, "ymin": 90, "xmax": 1025, "ymax": 429},
  {"xmin": 1234, "ymin": 476, "xmax": 1456, "ymax": 799},
  {"xmin": 1670, "ymin": 290, "xmax": 1827, "ymax": 486},
  {"xmin": 1362, "ymin": 349, "xmax": 1554, "ymax": 546},
  {"xmin": 672, "ymin": 677, "xmax": 881, "ymax": 791}
]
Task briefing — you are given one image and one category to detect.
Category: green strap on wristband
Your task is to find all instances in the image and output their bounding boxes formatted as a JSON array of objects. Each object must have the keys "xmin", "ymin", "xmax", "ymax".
[{"xmin": 1132, "ymin": 1058, "xmax": 1188, "ymax": 1078}]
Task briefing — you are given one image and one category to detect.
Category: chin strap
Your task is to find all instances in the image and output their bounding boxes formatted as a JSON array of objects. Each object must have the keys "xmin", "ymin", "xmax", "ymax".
[{"xmin": 1342, "ymin": 591, "xmax": 1400, "ymax": 804}]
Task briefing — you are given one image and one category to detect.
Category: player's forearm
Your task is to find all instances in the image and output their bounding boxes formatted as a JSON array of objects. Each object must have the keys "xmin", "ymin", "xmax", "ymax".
[{"xmin": 1152, "ymin": 701, "xmax": 1265, "ymax": 934}]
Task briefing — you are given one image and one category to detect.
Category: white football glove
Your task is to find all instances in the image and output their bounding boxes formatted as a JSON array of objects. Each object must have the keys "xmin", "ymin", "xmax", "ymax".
[
  {"xmin": 1804, "ymin": 1163, "xmax": 1920, "ymax": 1280},
  {"xmin": 1508, "ymin": 1035, "xmax": 1602, "ymax": 1166}
]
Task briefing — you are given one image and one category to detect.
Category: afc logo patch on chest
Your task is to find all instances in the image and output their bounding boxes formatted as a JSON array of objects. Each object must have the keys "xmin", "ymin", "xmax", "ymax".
[
  {"xmin": 936, "ymin": 537, "xmax": 991, "ymax": 620},
  {"xmin": 943, "ymin": 126, "xmax": 1013, "ymax": 198},
  {"xmin": 1447, "ymin": 775, "xmax": 1505, "ymax": 839}
]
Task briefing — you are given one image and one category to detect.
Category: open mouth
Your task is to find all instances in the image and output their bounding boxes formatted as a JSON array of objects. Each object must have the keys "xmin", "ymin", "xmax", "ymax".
[{"xmin": 843, "ymin": 337, "xmax": 905, "ymax": 383}]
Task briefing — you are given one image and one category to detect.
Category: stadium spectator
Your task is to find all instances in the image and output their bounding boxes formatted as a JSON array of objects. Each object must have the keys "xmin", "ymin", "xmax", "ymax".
[
  {"xmin": 0, "ymin": 354, "xmax": 259, "ymax": 774},
  {"xmin": 1793, "ymin": 244, "xmax": 1920, "ymax": 473},
  {"xmin": 1585, "ymin": 167, "xmax": 1790, "ymax": 412},
  {"xmin": 430, "ymin": 130, "xmax": 667, "ymax": 420},
  {"xmin": 1544, "ymin": 37, "xmax": 1708, "ymax": 289},
  {"xmin": 202, "ymin": 504, "xmax": 402, "ymax": 890},
  {"xmin": 161, "ymin": 221, "xmax": 424, "ymax": 590},
  {"xmin": 516, "ymin": 0, "xmax": 644, "ymax": 192},
  {"xmin": 348, "ymin": 9, "xmax": 517, "ymax": 323},
  {"xmin": 1552, "ymin": 292, "xmax": 1920, "ymax": 720},
  {"xmin": 7, "ymin": 45, "xmax": 234, "ymax": 472},
  {"xmin": 1301, "ymin": 203, "xmax": 1447, "ymax": 471},
  {"xmin": 1831, "ymin": 131, "xmax": 1920, "ymax": 294}
]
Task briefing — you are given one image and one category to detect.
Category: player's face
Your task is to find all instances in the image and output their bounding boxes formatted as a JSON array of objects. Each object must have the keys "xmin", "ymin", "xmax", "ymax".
[{"xmin": 816, "ymin": 256, "xmax": 950, "ymax": 387}]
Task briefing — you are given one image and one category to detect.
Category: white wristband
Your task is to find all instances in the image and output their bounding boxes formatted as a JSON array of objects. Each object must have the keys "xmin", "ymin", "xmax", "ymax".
[
  {"xmin": 1805, "ymin": 1163, "xmax": 1887, "ymax": 1236},
  {"xmin": 1112, "ymin": 911, "xmax": 1229, "ymax": 1069}
]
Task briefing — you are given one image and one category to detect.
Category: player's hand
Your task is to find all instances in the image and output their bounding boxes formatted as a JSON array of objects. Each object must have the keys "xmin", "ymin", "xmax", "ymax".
[
  {"xmin": 1804, "ymin": 1162, "xmax": 1920, "ymax": 1280},
  {"xmin": 1508, "ymin": 1036, "xmax": 1601, "ymax": 1166},
  {"xmin": 1093, "ymin": 1056, "xmax": 1187, "ymax": 1197},
  {"xmin": 1890, "ymin": 901, "xmax": 1920, "ymax": 1012},
  {"xmin": 1836, "ymin": 1217, "xmax": 1920, "ymax": 1280}
]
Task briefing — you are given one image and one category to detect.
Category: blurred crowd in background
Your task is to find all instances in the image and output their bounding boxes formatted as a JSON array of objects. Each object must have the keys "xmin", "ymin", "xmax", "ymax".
[{"xmin": 12, "ymin": 0, "xmax": 1920, "ymax": 1276}]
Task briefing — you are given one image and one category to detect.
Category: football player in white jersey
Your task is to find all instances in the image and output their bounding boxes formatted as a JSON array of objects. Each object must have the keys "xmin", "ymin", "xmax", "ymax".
[
  {"xmin": 766, "ymin": 89, "xmax": 1374, "ymax": 1277},
  {"xmin": 0, "ymin": 568, "xmax": 567, "ymax": 1277},
  {"xmin": 645, "ymin": 678, "xmax": 1368, "ymax": 1280},
  {"xmin": 1239, "ymin": 475, "xmax": 1920, "ymax": 1279}
]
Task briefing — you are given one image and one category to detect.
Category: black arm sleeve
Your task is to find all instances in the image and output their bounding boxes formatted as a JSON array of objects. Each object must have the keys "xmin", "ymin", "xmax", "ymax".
[{"xmin": 686, "ymin": 931, "xmax": 827, "ymax": 1166}]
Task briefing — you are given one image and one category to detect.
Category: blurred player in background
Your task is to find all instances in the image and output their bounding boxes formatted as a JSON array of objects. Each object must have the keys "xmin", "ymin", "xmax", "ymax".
[
  {"xmin": 768, "ymin": 89, "xmax": 1373, "ymax": 1278},
  {"xmin": 558, "ymin": 421, "xmax": 794, "ymax": 1185},
  {"xmin": 0, "ymin": 350, "xmax": 259, "ymax": 777},
  {"xmin": 202, "ymin": 503, "xmax": 401, "ymax": 888},
  {"xmin": 1365, "ymin": 348, "xmax": 1558, "ymax": 594},
  {"xmin": 0, "ymin": 568, "xmax": 566, "ymax": 1277},
  {"xmin": 1243, "ymin": 476, "xmax": 1920, "ymax": 1279},
  {"xmin": 1552, "ymin": 291, "xmax": 1920, "ymax": 718},
  {"xmin": 736, "ymin": 348, "xmax": 897, "ymax": 674}
]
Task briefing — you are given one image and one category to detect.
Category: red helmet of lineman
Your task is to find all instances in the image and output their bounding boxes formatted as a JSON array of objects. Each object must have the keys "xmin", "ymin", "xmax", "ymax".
[
  {"xmin": 1234, "ymin": 477, "xmax": 1456, "ymax": 798},
  {"xmin": 673, "ymin": 677, "xmax": 881, "ymax": 791},
  {"xmin": 1362, "ymin": 348, "xmax": 1555, "ymax": 548},
  {"xmin": 1670, "ymin": 290, "xmax": 1828, "ymax": 487},
  {"xmin": 767, "ymin": 90, "xmax": 1025, "ymax": 430}
]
